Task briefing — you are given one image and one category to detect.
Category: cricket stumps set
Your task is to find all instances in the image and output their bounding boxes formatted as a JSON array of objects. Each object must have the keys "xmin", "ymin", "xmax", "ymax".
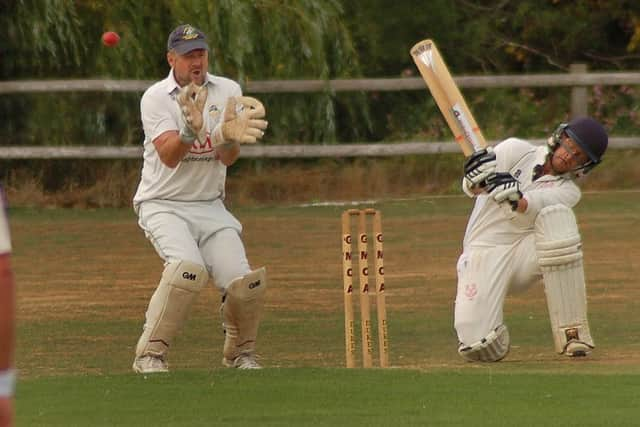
[
  {"xmin": 337, "ymin": 40, "xmax": 484, "ymax": 368},
  {"xmin": 341, "ymin": 208, "xmax": 389, "ymax": 368}
]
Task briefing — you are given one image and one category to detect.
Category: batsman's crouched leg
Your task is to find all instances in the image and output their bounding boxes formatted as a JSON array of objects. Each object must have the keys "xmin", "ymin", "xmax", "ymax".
[
  {"xmin": 134, "ymin": 260, "xmax": 209, "ymax": 371},
  {"xmin": 458, "ymin": 324, "xmax": 510, "ymax": 362},
  {"xmin": 535, "ymin": 204, "xmax": 594, "ymax": 357},
  {"xmin": 221, "ymin": 267, "xmax": 267, "ymax": 368}
]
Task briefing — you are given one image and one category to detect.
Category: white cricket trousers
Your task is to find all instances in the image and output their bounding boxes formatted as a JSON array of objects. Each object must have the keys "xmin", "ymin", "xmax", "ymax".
[
  {"xmin": 136, "ymin": 199, "xmax": 251, "ymax": 290},
  {"xmin": 454, "ymin": 234, "xmax": 542, "ymax": 346}
]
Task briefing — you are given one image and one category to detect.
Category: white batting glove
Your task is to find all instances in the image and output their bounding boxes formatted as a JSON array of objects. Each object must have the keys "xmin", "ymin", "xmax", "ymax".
[
  {"xmin": 212, "ymin": 96, "xmax": 268, "ymax": 146},
  {"xmin": 461, "ymin": 176, "xmax": 476, "ymax": 198},
  {"xmin": 176, "ymin": 82, "xmax": 208, "ymax": 144},
  {"xmin": 464, "ymin": 147, "xmax": 497, "ymax": 187}
]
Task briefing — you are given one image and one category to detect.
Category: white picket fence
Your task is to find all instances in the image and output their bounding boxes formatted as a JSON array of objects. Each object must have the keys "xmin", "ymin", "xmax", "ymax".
[
  {"xmin": 1, "ymin": 67, "xmax": 639, "ymax": 159},
  {"xmin": 0, "ymin": 138, "xmax": 637, "ymax": 159}
]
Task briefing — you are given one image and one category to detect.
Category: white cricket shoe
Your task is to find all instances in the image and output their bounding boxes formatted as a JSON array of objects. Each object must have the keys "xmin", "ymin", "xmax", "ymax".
[
  {"xmin": 132, "ymin": 355, "xmax": 169, "ymax": 373},
  {"xmin": 222, "ymin": 353, "xmax": 262, "ymax": 369}
]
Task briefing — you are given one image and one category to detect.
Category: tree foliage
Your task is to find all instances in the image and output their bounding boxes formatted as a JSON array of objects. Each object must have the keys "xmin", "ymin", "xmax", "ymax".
[
  {"xmin": 346, "ymin": 0, "xmax": 640, "ymax": 75},
  {"xmin": 1, "ymin": 0, "xmax": 639, "ymax": 149},
  {"xmin": 1, "ymin": 0, "xmax": 366, "ymax": 146},
  {"xmin": 345, "ymin": 0, "xmax": 640, "ymax": 139}
]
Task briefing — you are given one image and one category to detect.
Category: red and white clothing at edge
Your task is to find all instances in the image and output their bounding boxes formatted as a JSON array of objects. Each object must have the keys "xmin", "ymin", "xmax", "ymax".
[{"xmin": 0, "ymin": 191, "xmax": 10, "ymax": 255}]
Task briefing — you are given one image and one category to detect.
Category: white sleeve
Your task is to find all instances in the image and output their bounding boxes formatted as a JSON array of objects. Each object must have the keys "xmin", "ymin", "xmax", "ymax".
[
  {"xmin": 493, "ymin": 137, "xmax": 582, "ymax": 221},
  {"xmin": 220, "ymin": 75, "xmax": 242, "ymax": 98},
  {"xmin": 493, "ymin": 138, "xmax": 535, "ymax": 172},
  {"xmin": 0, "ymin": 192, "xmax": 11, "ymax": 255},
  {"xmin": 140, "ymin": 90, "xmax": 179, "ymax": 144},
  {"xmin": 231, "ymin": 80, "xmax": 242, "ymax": 97}
]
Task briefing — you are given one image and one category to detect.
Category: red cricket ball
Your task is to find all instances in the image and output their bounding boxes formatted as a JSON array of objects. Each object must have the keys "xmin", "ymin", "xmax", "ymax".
[{"xmin": 102, "ymin": 31, "xmax": 120, "ymax": 47}]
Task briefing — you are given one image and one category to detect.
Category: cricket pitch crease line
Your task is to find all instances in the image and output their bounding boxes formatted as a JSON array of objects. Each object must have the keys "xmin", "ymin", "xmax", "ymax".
[{"xmin": 294, "ymin": 189, "xmax": 640, "ymax": 208}]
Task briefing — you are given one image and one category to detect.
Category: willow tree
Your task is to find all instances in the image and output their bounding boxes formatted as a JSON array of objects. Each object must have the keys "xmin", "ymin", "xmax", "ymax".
[
  {"xmin": 1, "ymin": 0, "xmax": 370, "ymax": 148},
  {"xmin": 168, "ymin": 0, "xmax": 372, "ymax": 143}
]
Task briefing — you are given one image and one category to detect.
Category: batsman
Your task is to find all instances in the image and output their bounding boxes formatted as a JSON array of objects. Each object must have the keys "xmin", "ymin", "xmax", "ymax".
[
  {"xmin": 131, "ymin": 24, "xmax": 269, "ymax": 373},
  {"xmin": 455, "ymin": 116, "xmax": 608, "ymax": 362}
]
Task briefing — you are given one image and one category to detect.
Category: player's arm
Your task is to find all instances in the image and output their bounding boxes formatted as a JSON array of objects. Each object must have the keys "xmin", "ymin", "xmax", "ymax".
[
  {"xmin": 141, "ymin": 88, "xmax": 197, "ymax": 168},
  {"xmin": 153, "ymin": 129, "xmax": 242, "ymax": 167},
  {"xmin": 215, "ymin": 142, "xmax": 240, "ymax": 166},
  {"xmin": 143, "ymin": 82, "xmax": 211, "ymax": 169},
  {"xmin": 513, "ymin": 197, "xmax": 528, "ymax": 213},
  {"xmin": 519, "ymin": 180, "xmax": 580, "ymax": 222},
  {"xmin": 153, "ymin": 131, "xmax": 192, "ymax": 168}
]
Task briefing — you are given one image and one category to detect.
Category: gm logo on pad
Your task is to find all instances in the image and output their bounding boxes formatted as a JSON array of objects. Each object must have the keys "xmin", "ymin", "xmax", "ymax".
[{"xmin": 182, "ymin": 272, "xmax": 197, "ymax": 281}]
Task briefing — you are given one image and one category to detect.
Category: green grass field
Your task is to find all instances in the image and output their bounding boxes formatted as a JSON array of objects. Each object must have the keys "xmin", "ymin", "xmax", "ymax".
[
  {"xmin": 10, "ymin": 191, "xmax": 640, "ymax": 426},
  {"xmin": 17, "ymin": 370, "xmax": 640, "ymax": 426}
]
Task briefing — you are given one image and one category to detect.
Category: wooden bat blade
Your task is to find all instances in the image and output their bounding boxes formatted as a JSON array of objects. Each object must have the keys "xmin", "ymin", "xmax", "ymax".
[{"xmin": 410, "ymin": 39, "xmax": 487, "ymax": 156}]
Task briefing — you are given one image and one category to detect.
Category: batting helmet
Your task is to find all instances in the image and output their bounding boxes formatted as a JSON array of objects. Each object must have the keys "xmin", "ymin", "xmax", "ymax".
[{"xmin": 550, "ymin": 116, "xmax": 608, "ymax": 174}]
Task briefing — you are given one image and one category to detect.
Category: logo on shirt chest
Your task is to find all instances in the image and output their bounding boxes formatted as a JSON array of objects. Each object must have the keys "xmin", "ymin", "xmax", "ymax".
[
  {"xmin": 189, "ymin": 137, "xmax": 215, "ymax": 155},
  {"xmin": 186, "ymin": 104, "xmax": 223, "ymax": 157}
]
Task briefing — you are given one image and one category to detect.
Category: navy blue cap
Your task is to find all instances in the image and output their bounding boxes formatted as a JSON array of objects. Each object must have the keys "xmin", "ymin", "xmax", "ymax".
[{"xmin": 167, "ymin": 24, "xmax": 208, "ymax": 54}]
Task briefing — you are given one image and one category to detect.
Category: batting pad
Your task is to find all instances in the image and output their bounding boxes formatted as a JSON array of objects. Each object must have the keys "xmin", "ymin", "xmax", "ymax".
[
  {"xmin": 222, "ymin": 267, "xmax": 267, "ymax": 362},
  {"xmin": 535, "ymin": 204, "xmax": 594, "ymax": 355},
  {"xmin": 458, "ymin": 324, "xmax": 510, "ymax": 362},
  {"xmin": 136, "ymin": 260, "xmax": 208, "ymax": 358}
]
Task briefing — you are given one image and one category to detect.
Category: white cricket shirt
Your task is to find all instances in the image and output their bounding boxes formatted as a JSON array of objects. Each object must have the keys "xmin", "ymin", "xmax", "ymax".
[
  {"xmin": 133, "ymin": 71, "xmax": 242, "ymax": 208},
  {"xmin": 463, "ymin": 138, "xmax": 581, "ymax": 249},
  {"xmin": 0, "ymin": 189, "xmax": 11, "ymax": 254}
]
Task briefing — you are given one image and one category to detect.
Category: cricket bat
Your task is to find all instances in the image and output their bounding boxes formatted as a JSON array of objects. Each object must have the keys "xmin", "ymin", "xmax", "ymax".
[{"xmin": 410, "ymin": 39, "xmax": 487, "ymax": 156}]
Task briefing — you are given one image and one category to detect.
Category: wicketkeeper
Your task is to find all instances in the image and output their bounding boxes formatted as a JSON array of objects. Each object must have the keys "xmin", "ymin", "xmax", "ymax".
[
  {"xmin": 455, "ymin": 116, "xmax": 608, "ymax": 362},
  {"xmin": 132, "ymin": 24, "xmax": 269, "ymax": 373}
]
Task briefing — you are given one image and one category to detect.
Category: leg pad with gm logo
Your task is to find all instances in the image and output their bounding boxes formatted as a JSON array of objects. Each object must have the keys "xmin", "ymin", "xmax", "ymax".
[
  {"xmin": 222, "ymin": 267, "xmax": 267, "ymax": 362},
  {"xmin": 135, "ymin": 260, "xmax": 209, "ymax": 358}
]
